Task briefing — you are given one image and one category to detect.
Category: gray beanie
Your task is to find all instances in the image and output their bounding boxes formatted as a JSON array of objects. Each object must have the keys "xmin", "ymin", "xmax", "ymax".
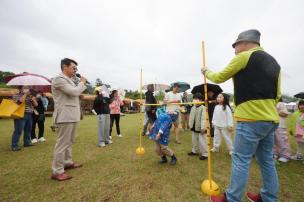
[{"xmin": 232, "ymin": 29, "xmax": 261, "ymax": 48}]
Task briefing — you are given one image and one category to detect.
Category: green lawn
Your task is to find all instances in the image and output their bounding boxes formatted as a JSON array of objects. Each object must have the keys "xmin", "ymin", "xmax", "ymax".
[{"xmin": 0, "ymin": 114, "xmax": 303, "ymax": 202}]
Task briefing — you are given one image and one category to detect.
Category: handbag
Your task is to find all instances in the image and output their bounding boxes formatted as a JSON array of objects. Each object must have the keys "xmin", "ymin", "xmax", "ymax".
[
  {"xmin": 0, "ymin": 99, "xmax": 19, "ymax": 118},
  {"xmin": 12, "ymin": 102, "xmax": 26, "ymax": 118},
  {"xmin": 0, "ymin": 99, "xmax": 25, "ymax": 118}
]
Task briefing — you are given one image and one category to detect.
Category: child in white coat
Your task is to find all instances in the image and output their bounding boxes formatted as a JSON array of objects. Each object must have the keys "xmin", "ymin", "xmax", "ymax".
[{"xmin": 211, "ymin": 93, "xmax": 234, "ymax": 155}]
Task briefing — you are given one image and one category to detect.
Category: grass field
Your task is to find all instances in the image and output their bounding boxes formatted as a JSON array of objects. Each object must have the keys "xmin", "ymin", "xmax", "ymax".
[{"xmin": 0, "ymin": 114, "xmax": 303, "ymax": 202}]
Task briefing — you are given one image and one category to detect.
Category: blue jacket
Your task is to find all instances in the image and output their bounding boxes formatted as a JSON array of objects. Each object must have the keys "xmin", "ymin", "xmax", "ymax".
[{"xmin": 149, "ymin": 113, "xmax": 173, "ymax": 145}]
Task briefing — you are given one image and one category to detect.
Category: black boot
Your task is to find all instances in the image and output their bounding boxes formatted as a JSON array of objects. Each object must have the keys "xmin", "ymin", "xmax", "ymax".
[
  {"xmin": 170, "ymin": 155, "xmax": 177, "ymax": 165},
  {"xmin": 199, "ymin": 155, "xmax": 208, "ymax": 160},
  {"xmin": 188, "ymin": 151, "xmax": 198, "ymax": 156},
  {"xmin": 159, "ymin": 155, "xmax": 168, "ymax": 164}
]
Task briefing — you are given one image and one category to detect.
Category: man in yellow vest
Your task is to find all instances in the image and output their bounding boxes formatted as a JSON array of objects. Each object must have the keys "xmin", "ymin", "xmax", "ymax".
[{"xmin": 204, "ymin": 29, "xmax": 281, "ymax": 202}]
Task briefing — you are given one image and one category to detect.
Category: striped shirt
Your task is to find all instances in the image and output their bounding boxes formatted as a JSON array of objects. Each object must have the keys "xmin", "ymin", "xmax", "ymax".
[{"xmin": 13, "ymin": 93, "xmax": 33, "ymax": 113}]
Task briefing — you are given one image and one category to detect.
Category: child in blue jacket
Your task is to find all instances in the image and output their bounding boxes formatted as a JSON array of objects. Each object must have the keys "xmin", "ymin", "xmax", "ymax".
[{"xmin": 149, "ymin": 110, "xmax": 178, "ymax": 165}]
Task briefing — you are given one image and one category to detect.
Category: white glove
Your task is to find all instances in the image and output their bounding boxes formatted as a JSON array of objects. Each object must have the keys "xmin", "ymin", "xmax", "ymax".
[{"xmin": 91, "ymin": 109, "xmax": 97, "ymax": 115}]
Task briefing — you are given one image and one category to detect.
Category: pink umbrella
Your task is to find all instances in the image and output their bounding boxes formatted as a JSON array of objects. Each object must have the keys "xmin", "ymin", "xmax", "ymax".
[
  {"xmin": 5, "ymin": 72, "xmax": 51, "ymax": 83},
  {"xmin": 142, "ymin": 83, "xmax": 170, "ymax": 91},
  {"xmin": 5, "ymin": 72, "xmax": 52, "ymax": 92},
  {"xmin": 7, "ymin": 75, "xmax": 51, "ymax": 86}
]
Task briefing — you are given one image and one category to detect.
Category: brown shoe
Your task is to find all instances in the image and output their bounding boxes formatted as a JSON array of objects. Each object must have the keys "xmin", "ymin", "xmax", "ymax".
[
  {"xmin": 51, "ymin": 172, "xmax": 72, "ymax": 181},
  {"xmin": 64, "ymin": 163, "xmax": 83, "ymax": 170}
]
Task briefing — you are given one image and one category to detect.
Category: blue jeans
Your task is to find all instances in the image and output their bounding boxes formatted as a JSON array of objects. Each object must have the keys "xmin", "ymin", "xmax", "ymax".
[
  {"xmin": 11, "ymin": 112, "xmax": 33, "ymax": 149},
  {"xmin": 226, "ymin": 121, "xmax": 278, "ymax": 202}
]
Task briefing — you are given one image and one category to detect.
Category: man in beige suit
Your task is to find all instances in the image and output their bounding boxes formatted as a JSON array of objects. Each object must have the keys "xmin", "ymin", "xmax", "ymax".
[{"xmin": 51, "ymin": 58, "xmax": 87, "ymax": 181}]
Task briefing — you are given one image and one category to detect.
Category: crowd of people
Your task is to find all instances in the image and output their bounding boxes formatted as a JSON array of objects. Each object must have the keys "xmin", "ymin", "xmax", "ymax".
[
  {"xmin": 5, "ymin": 29, "xmax": 304, "ymax": 201},
  {"xmin": 142, "ymin": 82, "xmax": 235, "ymax": 163},
  {"xmin": 10, "ymin": 86, "xmax": 48, "ymax": 151}
]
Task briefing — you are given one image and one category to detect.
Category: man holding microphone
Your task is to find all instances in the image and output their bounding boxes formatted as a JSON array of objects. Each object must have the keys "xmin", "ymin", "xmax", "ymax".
[{"xmin": 51, "ymin": 58, "xmax": 87, "ymax": 181}]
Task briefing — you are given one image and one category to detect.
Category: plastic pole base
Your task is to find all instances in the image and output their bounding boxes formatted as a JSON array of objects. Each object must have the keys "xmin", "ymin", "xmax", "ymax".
[
  {"xmin": 201, "ymin": 180, "xmax": 220, "ymax": 196},
  {"xmin": 136, "ymin": 147, "xmax": 145, "ymax": 155}
]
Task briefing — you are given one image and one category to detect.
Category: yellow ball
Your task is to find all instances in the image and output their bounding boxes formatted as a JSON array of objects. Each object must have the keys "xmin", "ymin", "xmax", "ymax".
[
  {"xmin": 136, "ymin": 147, "xmax": 145, "ymax": 155},
  {"xmin": 201, "ymin": 180, "xmax": 220, "ymax": 196}
]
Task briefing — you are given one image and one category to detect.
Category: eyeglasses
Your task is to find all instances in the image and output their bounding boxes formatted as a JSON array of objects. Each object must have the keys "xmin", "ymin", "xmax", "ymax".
[{"xmin": 71, "ymin": 66, "xmax": 78, "ymax": 72}]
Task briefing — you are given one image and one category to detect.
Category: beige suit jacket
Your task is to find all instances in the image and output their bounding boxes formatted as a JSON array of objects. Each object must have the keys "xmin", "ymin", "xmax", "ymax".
[{"xmin": 52, "ymin": 73, "xmax": 87, "ymax": 124}]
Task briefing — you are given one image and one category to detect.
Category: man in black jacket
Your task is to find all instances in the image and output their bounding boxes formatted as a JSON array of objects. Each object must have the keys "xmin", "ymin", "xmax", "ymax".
[{"xmin": 145, "ymin": 84, "xmax": 157, "ymax": 134}]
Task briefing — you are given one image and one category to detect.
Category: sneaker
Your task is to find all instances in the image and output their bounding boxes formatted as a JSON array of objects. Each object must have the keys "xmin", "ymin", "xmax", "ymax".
[
  {"xmin": 170, "ymin": 155, "xmax": 177, "ymax": 165},
  {"xmin": 117, "ymin": 134, "xmax": 123, "ymax": 138},
  {"xmin": 109, "ymin": 136, "xmax": 112, "ymax": 140},
  {"xmin": 159, "ymin": 156, "xmax": 168, "ymax": 164},
  {"xmin": 199, "ymin": 156, "xmax": 208, "ymax": 160},
  {"xmin": 211, "ymin": 147, "xmax": 219, "ymax": 152},
  {"xmin": 31, "ymin": 138, "xmax": 38, "ymax": 144},
  {"xmin": 210, "ymin": 193, "xmax": 227, "ymax": 202},
  {"xmin": 98, "ymin": 142, "xmax": 106, "ymax": 147},
  {"xmin": 291, "ymin": 154, "xmax": 304, "ymax": 161},
  {"xmin": 278, "ymin": 157, "xmax": 289, "ymax": 163},
  {"xmin": 246, "ymin": 192, "xmax": 263, "ymax": 202},
  {"xmin": 188, "ymin": 152, "xmax": 198, "ymax": 156},
  {"xmin": 38, "ymin": 137, "xmax": 46, "ymax": 142},
  {"xmin": 229, "ymin": 151, "xmax": 233, "ymax": 156},
  {"xmin": 12, "ymin": 147, "xmax": 21, "ymax": 152},
  {"xmin": 108, "ymin": 140, "xmax": 113, "ymax": 144}
]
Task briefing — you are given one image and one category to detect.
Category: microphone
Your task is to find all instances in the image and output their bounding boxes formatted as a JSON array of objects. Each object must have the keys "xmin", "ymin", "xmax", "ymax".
[{"xmin": 76, "ymin": 73, "xmax": 90, "ymax": 84}]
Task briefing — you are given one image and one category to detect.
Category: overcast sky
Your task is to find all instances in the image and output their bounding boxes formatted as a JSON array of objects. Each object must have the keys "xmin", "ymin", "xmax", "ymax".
[{"xmin": 0, "ymin": 0, "xmax": 303, "ymax": 95}]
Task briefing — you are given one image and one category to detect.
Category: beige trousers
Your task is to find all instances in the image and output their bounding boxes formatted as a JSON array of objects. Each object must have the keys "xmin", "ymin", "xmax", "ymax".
[
  {"xmin": 192, "ymin": 132, "xmax": 208, "ymax": 157},
  {"xmin": 155, "ymin": 142, "xmax": 174, "ymax": 157},
  {"xmin": 52, "ymin": 122, "xmax": 77, "ymax": 174}
]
